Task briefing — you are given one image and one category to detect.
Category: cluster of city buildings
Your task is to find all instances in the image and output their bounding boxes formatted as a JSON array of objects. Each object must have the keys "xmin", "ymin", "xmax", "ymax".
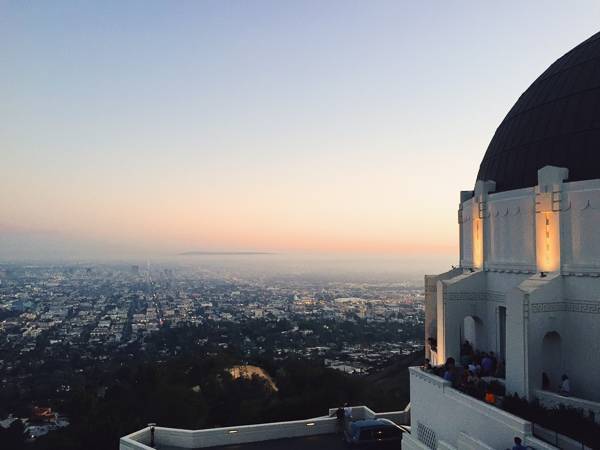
[
  {"xmin": 0, "ymin": 262, "xmax": 424, "ymax": 443},
  {"xmin": 0, "ymin": 408, "xmax": 69, "ymax": 441},
  {"xmin": 0, "ymin": 265, "xmax": 423, "ymax": 363}
]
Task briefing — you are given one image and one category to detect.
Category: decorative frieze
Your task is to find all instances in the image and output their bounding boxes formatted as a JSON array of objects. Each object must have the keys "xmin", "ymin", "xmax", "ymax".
[
  {"xmin": 444, "ymin": 291, "xmax": 505, "ymax": 303},
  {"xmin": 531, "ymin": 301, "xmax": 600, "ymax": 314}
]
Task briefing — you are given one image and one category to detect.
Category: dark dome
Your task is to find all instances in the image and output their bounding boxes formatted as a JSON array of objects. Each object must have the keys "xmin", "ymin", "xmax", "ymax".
[{"xmin": 477, "ymin": 31, "xmax": 600, "ymax": 192}]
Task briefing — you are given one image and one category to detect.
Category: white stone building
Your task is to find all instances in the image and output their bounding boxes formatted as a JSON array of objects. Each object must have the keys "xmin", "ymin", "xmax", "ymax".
[{"xmin": 405, "ymin": 31, "xmax": 600, "ymax": 450}]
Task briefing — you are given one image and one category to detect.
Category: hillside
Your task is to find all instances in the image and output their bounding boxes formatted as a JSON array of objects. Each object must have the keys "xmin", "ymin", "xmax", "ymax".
[{"xmin": 361, "ymin": 350, "xmax": 425, "ymax": 411}]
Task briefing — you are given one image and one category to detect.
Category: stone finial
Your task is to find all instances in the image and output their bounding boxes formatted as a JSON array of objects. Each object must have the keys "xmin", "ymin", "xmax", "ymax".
[{"xmin": 537, "ymin": 166, "xmax": 569, "ymax": 193}]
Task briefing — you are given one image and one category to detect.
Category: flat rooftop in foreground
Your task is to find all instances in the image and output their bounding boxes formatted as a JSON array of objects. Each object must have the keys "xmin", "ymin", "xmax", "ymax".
[
  {"xmin": 120, "ymin": 405, "xmax": 410, "ymax": 450},
  {"xmin": 157, "ymin": 433, "xmax": 348, "ymax": 450}
]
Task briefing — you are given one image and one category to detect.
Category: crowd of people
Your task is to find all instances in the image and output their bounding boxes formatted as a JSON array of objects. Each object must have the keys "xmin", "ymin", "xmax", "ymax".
[
  {"xmin": 421, "ymin": 340, "xmax": 507, "ymax": 406},
  {"xmin": 421, "ymin": 359, "xmax": 538, "ymax": 449},
  {"xmin": 459, "ymin": 340, "xmax": 505, "ymax": 378}
]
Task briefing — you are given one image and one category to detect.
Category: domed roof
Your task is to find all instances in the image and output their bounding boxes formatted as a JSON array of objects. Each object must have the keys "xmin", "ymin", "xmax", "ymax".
[{"xmin": 477, "ymin": 31, "xmax": 600, "ymax": 192}]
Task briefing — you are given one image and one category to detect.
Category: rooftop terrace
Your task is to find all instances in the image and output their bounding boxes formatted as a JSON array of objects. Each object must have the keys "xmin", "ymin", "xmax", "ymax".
[
  {"xmin": 157, "ymin": 433, "xmax": 347, "ymax": 450},
  {"xmin": 120, "ymin": 405, "xmax": 409, "ymax": 450}
]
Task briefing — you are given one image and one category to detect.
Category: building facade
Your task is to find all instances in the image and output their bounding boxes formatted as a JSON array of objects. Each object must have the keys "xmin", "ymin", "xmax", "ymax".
[{"xmin": 406, "ymin": 31, "xmax": 600, "ymax": 450}]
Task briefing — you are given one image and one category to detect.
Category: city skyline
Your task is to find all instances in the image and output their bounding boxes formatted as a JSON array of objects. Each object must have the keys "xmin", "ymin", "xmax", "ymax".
[{"xmin": 3, "ymin": 1, "xmax": 600, "ymax": 260}]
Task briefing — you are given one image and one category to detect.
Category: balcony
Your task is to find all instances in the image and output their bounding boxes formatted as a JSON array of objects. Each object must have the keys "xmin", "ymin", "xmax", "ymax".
[
  {"xmin": 119, "ymin": 405, "xmax": 410, "ymax": 450},
  {"xmin": 403, "ymin": 367, "xmax": 557, "ymax": 450},
  {"xmin": 535, "ymin": 389, "xmax": 600, "ymax": 424}
]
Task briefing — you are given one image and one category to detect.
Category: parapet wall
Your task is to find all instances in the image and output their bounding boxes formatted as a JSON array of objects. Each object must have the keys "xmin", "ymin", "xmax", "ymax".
[
  {"xmin": 407, "ymin": 367, "xmax": 557, "ymax": 450},
  {"xmin": 120, "ymin": 405, "xmax": 410, "ymax": 450},
  {"xmin": 459, "ymin": 176, "xmax": 600, "ymax": 275}
]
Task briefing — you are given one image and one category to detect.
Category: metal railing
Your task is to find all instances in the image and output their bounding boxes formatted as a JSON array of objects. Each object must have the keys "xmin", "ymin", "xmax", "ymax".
[{"xmin": 532, "ymin": 422, "xmax": 587, "ymax": 450}]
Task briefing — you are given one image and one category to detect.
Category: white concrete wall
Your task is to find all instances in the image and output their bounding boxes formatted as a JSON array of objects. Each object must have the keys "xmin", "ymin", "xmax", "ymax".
[
  {"xmin": 485, "ymin": 271, "xmax": 530, "ymax": 294},
  {"xmin": 425, "ymin": 274, "xmax": 437, "ymax": 360},
  {"xmin": 535, "ymin": 389, "xmax": 600, "ymax": 424},
  {"xmin": 513, "ymin": 273, "xmax": 565, "ymax": 399},
  {"xmin": 562, "ymin": 180, "xmax": 600, "ymax": 273},
  {"xmin": 119, "ymin": 428, "xmax": 153, "ymax": 450},
  {"xmin": 121, "ymin": 418, "xmax": 337, "ymax": 449},
  {"xmin": 458, "ymin": 177, "xmax": 600, "ymax": 275},
  {"xmin": 408, "ymin": 367, "xmax": 557, "ymax": 450},
  {"xmin": 436, "ymin": 265, "xmax": 600, "ymax": 404},
  {"xmin": 456, "ymin": 432, "xmax": 496, "ymax": 450},
  {"xmin": 560, "ymin": 277, "xmax": 600, "ymax": 401},
  {"xmin": 401, "ymin": 434, "xmax": 437, "ymax": 450},
  {"xmin": 532, "ymin": 423, "xmax": 594, "ymax": 450},
  {"xmin": 424, "ymin": 172, "xmax": 600, "ymax": 448},
  {"xmin": 504, "ymin": 284, "xmax": 528, "ymax": 398},
  {"xmin": 460, "ymin": 198, "xmax": 474, "ymax": 268},
  {"xmin": 120, "ymin": 405, "xmax": 410, "ymax": 449},
  {"xmin": 402, "ymin": 426, "xmax": 558, "ymax": 450},
  {"xmin": 436, "ymin": 271, "xmax": 529, "ymax": 363},
  {"xmin": 375, "ymin": 406, "xmax": 410, "ymax": 425},
  {"xmin": 522, "ymin": 274, "xmax": 600, "ymax": 402},
  {"xmin": 450, "ymin": 175, "xmax": 600, "ymax": 404},
  {"xmin": 425, "ymin": 268, "xmax": 462, "ymax": 362},
  {"xmin": 437, "ymin": 271, "xmax": 486, "ymax": 361},
  {"xmin": 486, "ymin": 189, "xmax": 536, "ymax": 270},
  {"xmin": 402, "ymin": 433, "xmax": 457, "ymax": 450}
]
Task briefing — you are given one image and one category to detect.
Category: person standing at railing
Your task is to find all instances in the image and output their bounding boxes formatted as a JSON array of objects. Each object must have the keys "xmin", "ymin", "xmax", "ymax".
[
  {"xmin": 468, "ymin": 359, "xmax": 481, "ymax": 376},
  {"xmin": 443, "ymin": 357, "xmax": 456, "ymax": 384},
  {"xmin": 335, "ymin": 406, "xmax": 345, "ymax": 434},
  {"xmin": 343, "ymin": 403, "xmax": 353, "ymax": 422},
  {"xmin": 511, "ymin": 436, "xmax": 527, "ymax": 450},
  {"xmin": 484, "ymin": 389, "xmax": 496, "ymax": 405},
  {"xmin": 421, "ymin": 358, "xmax": 433, "ymax": 372},
  {"xmin": 481, "ymin": 353, "xmax": 494, "ymax": 376},
  {"xmin": 559, "ymin": 374, "xmax": 571, "ymax": 396}
]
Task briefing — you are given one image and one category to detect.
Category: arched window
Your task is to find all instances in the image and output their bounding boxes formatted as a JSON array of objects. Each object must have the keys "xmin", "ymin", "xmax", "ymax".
[
  {"xmin": 462, "ymin": 315, "xmax": 485, "ymax": 352},
  {"xmin": 542, "ymin": 331, "xmax": 562, "ymax": 391}
]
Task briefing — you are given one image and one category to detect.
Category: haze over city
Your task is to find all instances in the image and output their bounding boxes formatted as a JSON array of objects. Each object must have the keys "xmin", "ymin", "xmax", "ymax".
[{"xmin": 2, "ymin": 1, "xmax": 600, "ymax": 266}]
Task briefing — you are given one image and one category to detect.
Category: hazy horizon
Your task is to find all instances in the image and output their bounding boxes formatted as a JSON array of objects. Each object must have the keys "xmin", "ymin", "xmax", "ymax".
[
  {"xmin": 0, "ymin": 252, "xmax": 448, "ymax": 284},
  {"xmin": 3, "ymin": 1, "xmax": 600, "ymax": 260}
]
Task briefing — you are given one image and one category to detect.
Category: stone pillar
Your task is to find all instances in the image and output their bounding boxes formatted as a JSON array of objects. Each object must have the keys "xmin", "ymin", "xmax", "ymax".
[
  {"xmin": 535, "ymin": 166, "xmax": 568, "ymax": 273},
  {"xmin": 425, "ymin": 268, "xmax": 461, "ymax": 364},
  {"xmin": 505, "ymin": 286, "xmax": 529, "ymax": 398},
  {"xmin": 459, "ymin": 190, "xmax": 473, "ymax": 268},
  {"xmin": 424, "ymin": 274, "xmax": 438, "ymax": 361},
  {"xmin": 436, "ymin": 278, "xmax": 449, "ymax": 363},
  {"xmin": 472, "ymin": 180, "xmax": 496, "ymax": 270}
]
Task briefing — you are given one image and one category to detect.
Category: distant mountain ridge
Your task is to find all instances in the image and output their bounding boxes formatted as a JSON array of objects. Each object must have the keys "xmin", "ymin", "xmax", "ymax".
[{"xmin": 179, "ymin": 251, "xmax": 275, "ymax": 256}]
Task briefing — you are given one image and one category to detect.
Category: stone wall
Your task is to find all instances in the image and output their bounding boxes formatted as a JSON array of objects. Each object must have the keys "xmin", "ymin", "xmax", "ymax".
[{"xmin": 408, "ymin": 367, "xmax": 557, "ymax": 450}]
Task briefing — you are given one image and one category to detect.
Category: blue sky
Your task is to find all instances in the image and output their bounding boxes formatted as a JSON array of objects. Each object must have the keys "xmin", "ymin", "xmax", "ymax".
[{"xmin": 1, "ymin": 1, "xmax": 600, "ymax": 260}]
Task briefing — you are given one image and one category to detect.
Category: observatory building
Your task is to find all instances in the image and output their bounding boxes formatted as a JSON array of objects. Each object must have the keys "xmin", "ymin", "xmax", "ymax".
[{"xmin": 404, "ymin": 31, "xmax": 600, "ymax": 450}]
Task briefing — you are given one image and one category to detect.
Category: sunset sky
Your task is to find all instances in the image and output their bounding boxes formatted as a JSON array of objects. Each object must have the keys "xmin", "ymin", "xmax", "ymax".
[{"xmin": 2, "ymin": 1, "xmax": 600, "ymax": 260}]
